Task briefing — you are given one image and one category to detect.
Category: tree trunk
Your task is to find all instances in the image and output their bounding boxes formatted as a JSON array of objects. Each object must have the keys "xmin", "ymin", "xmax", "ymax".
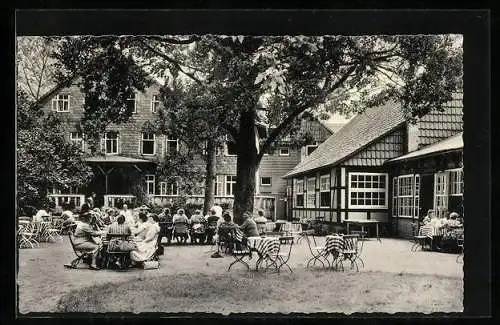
[
  {"xmin": 233, "ymin": 110, "xmax": 258, "ymax": 225},
  {"xmin": 203, "ymin": 139, "xmax": 217, "ymax": 215}
]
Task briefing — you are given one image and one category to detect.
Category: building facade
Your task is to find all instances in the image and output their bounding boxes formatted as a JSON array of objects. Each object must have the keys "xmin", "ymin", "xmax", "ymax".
[
  {"xmin": 41, "ymin": 82, "xmax": 339, "ymax": 219},
  {"xmin": 283, "ymin": 93, "xmax": 463, "ymax": 237}
]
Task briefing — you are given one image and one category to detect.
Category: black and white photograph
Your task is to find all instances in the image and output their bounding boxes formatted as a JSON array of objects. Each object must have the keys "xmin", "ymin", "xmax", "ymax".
[{"xmin": 13, "ymin": 9, "xmax": 490, "ymax": 317}]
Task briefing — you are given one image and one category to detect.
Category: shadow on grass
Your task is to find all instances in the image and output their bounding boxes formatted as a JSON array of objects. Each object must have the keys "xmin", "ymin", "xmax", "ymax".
[{"xmin": 56, "ymin": 269, "xmax": 463, "ymax": 314}]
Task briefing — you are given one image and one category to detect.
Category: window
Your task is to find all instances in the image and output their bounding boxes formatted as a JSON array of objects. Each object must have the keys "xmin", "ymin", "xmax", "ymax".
[
  {"xmin": 225, "ymin": 175, "xmax": 237, "ymax": 196},
  {"xmin": 449, "ymin": 168, "xmax": 464, "ymax": 196},
  {"xmin": 393, "ymin": 174, "xmax": 420, "ymax": 218},
  {"xmin": 70, "ymin": 132, "xmax": 84, "ymax": 151},
  {"xmin": 348, "ymin": 173, "xmax": 388, "ymax": 208},
  {"xmin": 306, "ymin": 145, "xmax": 318, "ymax": 156},
  {"xmin": 392, "ymin": 177, "xmax": 398, "ymax": 217},
  {"xmin": 160, "ymin": 180, "xmax": 178, "ymax": 196},
  {"xmin": 434, "ymin": 172, "xmax": 448, "ymax": 219},
  {"xmin": 145, "ymin": 175, "xmax": 155, "ymax": 195},
  {"xmin": 279, "ymin": 148, "xmax": 290, "ymax": 156},
  {"xmin": 306, "ymin": 177, "xmax": 316, "ymax": 208},
  {"xmin": 127, "ymin": 93, "xmax": 137, "ymax": 113},
  {"xmin": 261, "ymin": 177, "xmax": 272, "ymax": 186},
  {"xmin": 295, "ymin": 179, "xmax": 304, "ymax": 207},
  {"xmin": 51, "ymin": 94, "xmax": 70, "ymax": 112},
  {"xmin": 320, "ymin": 174, "xmax": 331, "ymax": 207},
  {"xmin": 151, "ymin": 94, "xmax": 160, "ymax": 113},
  {"xmin": 214, "ymin": 175, "xmax": 225, "ymax": 196},
  {"xmin": 166, "ymin": 137, "xmax": 179, "ymax": 155},
  {"xmin": 141, "ymin": 133, "xmax": 156, "ymax": 155},
  {"xmin": 101, "ymin": 132, "xmax": 119, "ymax": 154}
]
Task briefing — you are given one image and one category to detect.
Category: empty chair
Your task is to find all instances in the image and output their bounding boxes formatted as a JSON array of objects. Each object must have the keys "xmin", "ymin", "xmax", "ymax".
[{"xmin": 339, "ymin": 234, "xmax": 364, "ymax": 272}]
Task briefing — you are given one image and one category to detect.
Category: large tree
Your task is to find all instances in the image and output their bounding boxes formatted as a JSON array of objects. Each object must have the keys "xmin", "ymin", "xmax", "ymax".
[{"xmin": 52, "ymin": 34, "xmax": 462, "ymax": 224}]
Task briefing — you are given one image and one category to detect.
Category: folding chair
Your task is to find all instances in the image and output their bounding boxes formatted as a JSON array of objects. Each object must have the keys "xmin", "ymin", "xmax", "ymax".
[
  {"xmin": 339, "ymin": 234, "xmax": 364, "ymax": 272},
  {"xmin": 411, "ymin": 225, "xmax": 433, "ymax": 252},
  {"xmin": 275, "ymin": 235, "xmax": 294, "ymax": 273},
  {"xmin": 45, "ymin": 219, "xmax": 64, "ymax": 243},
  {"xmin": 17, "ymin": 222, "xmax": 39, "ymax": 248},
  {"xmin": 304, "ymin": 231, "xmax": 330, "ymax": 268},
  {"xmin": 456, "ymin": 233, "xmax": 464, "ymax": 263},
  {"xmin": 64, "ymin": 224, "xmax": 95, "ymax": 269},
  {"xmin": 227, "ymin": 237, "xmax": 252, "ymax": 271}
]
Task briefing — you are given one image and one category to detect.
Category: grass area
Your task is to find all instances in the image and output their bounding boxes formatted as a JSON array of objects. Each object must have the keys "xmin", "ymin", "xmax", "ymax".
[{"xmin": 56, "ymin": 269, "xmax": 463, "ymax": 314}]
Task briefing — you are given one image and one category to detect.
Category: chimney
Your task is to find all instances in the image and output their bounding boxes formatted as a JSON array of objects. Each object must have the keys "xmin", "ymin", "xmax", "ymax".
[{"xmin": 406, "ymin": 120, "xmax": 420, "ymax": 153}]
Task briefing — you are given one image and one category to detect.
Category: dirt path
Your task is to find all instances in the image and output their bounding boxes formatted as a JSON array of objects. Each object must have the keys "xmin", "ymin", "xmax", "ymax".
[{"xmin": 17, "ymin": 237, "xmax": 463, "ymax": 313}]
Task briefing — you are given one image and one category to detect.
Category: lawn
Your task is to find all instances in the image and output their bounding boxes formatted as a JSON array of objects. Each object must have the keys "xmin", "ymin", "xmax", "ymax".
[
  {"xmin": 18, "ymin": 237, "xmax": 463, "ymax": 314},
  {"xmin": 56, "ymin": 269, "xmax": 462, "ymax": 314}
]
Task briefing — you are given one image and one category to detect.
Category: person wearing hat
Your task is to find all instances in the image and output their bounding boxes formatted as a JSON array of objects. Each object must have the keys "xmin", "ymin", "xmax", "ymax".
[{"xmin": 69, "ymin": 204, "xmax": 106, "ymax": 270}]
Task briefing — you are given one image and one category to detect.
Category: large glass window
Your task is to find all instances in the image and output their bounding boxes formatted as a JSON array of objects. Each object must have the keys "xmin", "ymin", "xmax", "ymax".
[
  {"xmin": 434, "ymin": 172, "xmax": 448, "ymax": 219},
  {"xmin": 320, "ymin": 174, "xmax": 331, "ymax": 207},
  {"xmin": 52, "ymin": 94, "xmax": 70, "ymax": 112},
  {"xmin": 348, "ymin": 173, "xmax": 388, "ymax": 208},
  {"xmin": 449, "ymin": 168, "xmax": 464, "ymax": 196},
  {"xmin": 101, "ymin": 132, "xmax": 119, "ymax": 154},
  {"xmin": 392, "ymin": 174, "xmax": 420, "ymax": 218},
  {"xmin": 141, "ymin": 133, "xmax": 156, "ymax": 155},
  {"xmin": 306, "ymin": 177, "xmax": 316, "ymax": 208},
  {"xmin": 295, "ymin": 179, "xmax": 304, "ymax": 207},
  {"xmin": 213, "ymin": 175, "xmax": 225, "ymax": 196}
]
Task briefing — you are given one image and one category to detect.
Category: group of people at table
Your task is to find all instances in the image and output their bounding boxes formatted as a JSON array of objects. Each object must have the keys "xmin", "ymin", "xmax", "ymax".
[
  {"xmin": 29, "ymin": 200, "xmax": 273, "ymax": 270},
  {"xmin": 419, "ymin": 209, "xmax": 464, "ymax": 252}
]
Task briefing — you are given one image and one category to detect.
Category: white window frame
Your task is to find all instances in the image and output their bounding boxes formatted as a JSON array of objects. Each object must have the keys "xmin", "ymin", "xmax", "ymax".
[
  {"xmin": 295, "ymin": 178, "xmax": 304, "ymax": 208},
  {"xmin": 160, "ymin": 180, "xmax": 179, "ymax": 196},
  {"xmin": 101, "ymin": 132, "xmax": 119, "ymax": 155},
  {"xmin": 151, "ymin": 94, "xmax": 160, "ymax": 113},
  {"xmin": 319, "ymin": 174, "xmax": 331, "ymax": 208},
  {"xmin": 434, "ymin": 172, "xmax": 448, "ymax": 219},
  {"xmin": 51, "ymin": 94, "xmax": 70, "ymax": 112},
  {"xmin": 260, "ymin": 177, "xmax": 272, "ymax": 186},
  {"xmin": 348, "ymin": 172, "xmax": 388, "ymax": 209},
  {"xmin": 305, "ymin": 144, "xmax": 318, "ymax": 156},
  {"xmin": 145, "ymin": 174, "xmax": 155, "ymax": 195},
  {"xmin": 392, "ymin": 177, "xmax": 398, "ymax": 217},
  {"xmin": 214, "ymin": 175, "xmax": 225, "ymax": 196},
  {"xmin": 127, "ymin": 93, "xmax": 137, "ymax": 113},
  {"xmin": 141, "ymin": 133, "xmax": 156, "ymax": 155},
  {"xmin": 448, "ymin": 168, "xmax": 464, "ymax": 196},
  {"xmin": 306, "ymin": 177, "xmax": 316, "ymax": 208},
  {"xmin": 279, "ymin": 148, "xmax": 290, "ymax": 156},
  {"xmin": 397, "ymin": 175, "xmax": 414, "ymax": 218},
  {"xmin": 225, "ymin": 175, "xmax": 237, "ymax": 196},
  {"xmin": 70, "ymin": 132, "xmax": 85, "ymax": 151},
  {"xmin": 165, "ymin": 137, "xmax": 179, "ymax": 155}
]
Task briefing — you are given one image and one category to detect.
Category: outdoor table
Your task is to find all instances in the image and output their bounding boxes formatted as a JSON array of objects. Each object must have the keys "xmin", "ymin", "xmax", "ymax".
[
  {"xmin": 419, "ymin": 224, "xmax": 445, "ymax": 251},
  {"xmin": 247, "ymin": 236, "xmax": 280, "ymax": 271},
  {"xmin": 344, "ymin": 220, "xmax": 383, "ymax": 242}
]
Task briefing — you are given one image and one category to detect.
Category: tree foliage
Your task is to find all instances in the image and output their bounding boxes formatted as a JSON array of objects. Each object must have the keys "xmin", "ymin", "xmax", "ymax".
[{"xmin": 17, "ymin": 90, "xmax": 93, "ymax": 213}]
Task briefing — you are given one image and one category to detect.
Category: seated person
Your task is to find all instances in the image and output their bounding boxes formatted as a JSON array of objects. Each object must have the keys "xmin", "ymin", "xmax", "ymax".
[
  {"xmin": 130, "ymin": 213, "xmax": 160, "ymax": 264},
  {"xmin": 173, "ymin": 209, "xmax": 189, "ymax": 224},
  {"xmin": 33, "ymin": 208, "xmax": 50, "ymax": 222},
  {"xmin": 173, "ymin": 209, "xmax": 189, "ymax": 243},
  {"xmin": 190, "ymin": 209, "xmax": 205, "ymax": 224},
  {"xmin": 158, "ymin": 208, "xmax": 173, "ymax": 244},
  {"xmin": 446, "ymin": 212, "xmax": 462, "ymax": 227},
  {"xmin": 205, "ymin": 209, "xmax": 220, "ymax": 243},
  {"xmin": 239, "ymin": 211, "xmax": 260, "ymax": 238},
  {"xmin": 107, "ymin": 215, "xmax": 132, "ymax": 239},
  {"xmin": 158, "ymin": 208, "xmax": 172, "ymax": 222},
  {"xmin": 131, "ymin": 212, "xmax": 150, "ymax": 240},
  {"xmin": 69, "ymin": 204, "xmax": 106, "ymax": 270},
  {"xmin": 254, "ymin": 209, "xmax": 268, "ymax": 224}
]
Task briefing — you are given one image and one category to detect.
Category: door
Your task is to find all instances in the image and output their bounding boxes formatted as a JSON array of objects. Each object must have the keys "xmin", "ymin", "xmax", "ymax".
[{"xmin": 419, "ymin": 174, "xmax": 434, "ymax": 220}]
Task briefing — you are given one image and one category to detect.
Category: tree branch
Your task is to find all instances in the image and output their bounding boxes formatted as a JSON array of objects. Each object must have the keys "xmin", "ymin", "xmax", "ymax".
[
  {"xmin": 137, "ymin": 39, "xmax": 205, "ymax": 85},
  {"xmin": 257, "ymin": 64, "xmax": 358, "ymax": 162},
  {"xmin": 140, "ymin": 35, "xmax": 200, "ymax": 45}
]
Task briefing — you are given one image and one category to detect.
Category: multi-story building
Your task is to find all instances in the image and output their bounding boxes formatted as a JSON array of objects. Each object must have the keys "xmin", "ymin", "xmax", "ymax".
[{"xmin": 40, "ymin": 81, "xmax": 344, "ymax": 219}]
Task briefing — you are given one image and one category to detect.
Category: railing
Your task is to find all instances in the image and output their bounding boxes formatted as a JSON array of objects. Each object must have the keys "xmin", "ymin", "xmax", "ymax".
[
  {"xmin": 149, "ymin": 195, "xmax": 277, "ymax": 220},
  {"xmin": 47, "ymin": 194, "xmax": 85, "ymax": 208},
  {"xmin": 104, "ymin": 194, "xmax": 137, "ymax": 208}
]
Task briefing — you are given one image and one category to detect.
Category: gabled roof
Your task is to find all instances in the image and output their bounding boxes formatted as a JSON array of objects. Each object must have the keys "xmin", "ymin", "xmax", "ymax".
[
  {"xmin": 85, "ymin": 155, "xmax": 154, "ymax": 164},
  {"xmin": 283, "ymin": 102, "xmax": 406, "ymax": 178},
  {"xmin": 318, "ymin": 121, "xmax": 347, "ymax": 134},
  {"xmin": 386, "ymin": 132, "xmax": 463, "ymax": 163}
]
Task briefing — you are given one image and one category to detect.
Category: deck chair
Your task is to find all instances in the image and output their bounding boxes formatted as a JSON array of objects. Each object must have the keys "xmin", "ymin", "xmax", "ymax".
[
  {"xmin": 339, "ymin": 234, "xmax": 364, "ymax": 272},
  {"xmin": 63, "ymin": 223, "xmax": 94, "ymax": 269},
  {"xmin": 173, "ymin": 221, "xmax": 189, "ymax": 244}
]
